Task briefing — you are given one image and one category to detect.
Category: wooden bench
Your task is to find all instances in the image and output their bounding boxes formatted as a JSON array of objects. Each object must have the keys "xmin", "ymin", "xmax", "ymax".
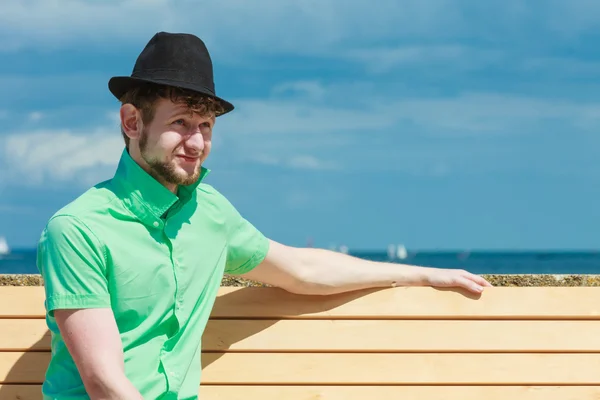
[{"xmin": 1, "ymin": 285, "xmax": 600, "ymax": 399}]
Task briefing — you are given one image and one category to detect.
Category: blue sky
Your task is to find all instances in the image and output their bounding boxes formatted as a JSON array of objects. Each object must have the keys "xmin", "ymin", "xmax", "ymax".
[{"xmin": 1, "ymin": 0, "xmax": 600, "ymax": 250}]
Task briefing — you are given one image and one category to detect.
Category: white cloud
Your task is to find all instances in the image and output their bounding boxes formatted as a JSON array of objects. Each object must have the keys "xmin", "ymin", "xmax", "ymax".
[
  {"xmin": 211, "ymin": 89, "xmax": 600, "ymax": 179},
  {"xmin": 28, "ymin": 112, "xmax": 43, "ymax": 122},
  {"xmin": 107, "ymin": 111, "xmax": 121, "ymax": 124},
  {"xmin": 227, "ymin": 85, "xmax": 600, "ymax": 137},
  {"xmin": 249, "ymin": 154, "xmax": 279, "ymax": 166},
  {"xmin": 520, "ymin": 57, "xmax": 600, "ymax": 76},
  {"xmin": 216, "ymin": 98, "xmax": 395, "ymax": 136},
  {"xmin": 344, "ymin": 46, "xmax": 504, "ymax": 74},
  {"xmin": 283, "ymin": 185, "xmax": 346, "ymax": 210},
  {"xmin": 2, "ymin": 128, "xmax": 123, "ymax": 186},
  {"xmin": 3, "ymin": 86, "xmax": 600, "ymax": 187},
  {"xmin": 385, "ymin": 93, "xmax": 600, "ymax": 135},
  {"xmin": 288, "ymin": 156, "xmax": 338, "ymax": 170},
  {"xmin": 0, "ymin": 0, "xmax": 453, "ymax": 53},
  {"xmin": 284, "ymin": 190, "xmax": 313, "ymax": 209},
  {"xmin": 249, "ymin": 154, "xmax": 340, "ymax": 171},
  {"xmin": 2, "ymin": 0, "xmax": 600, "ymax": 60},
  {"xmin": 0, "ymin": 0, "xmax": 176, "ymax": 51}
]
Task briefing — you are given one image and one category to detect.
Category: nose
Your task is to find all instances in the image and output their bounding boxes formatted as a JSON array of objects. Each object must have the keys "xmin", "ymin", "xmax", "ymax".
[{"xmin": 184, "ymin": 130, "xmax": 205, "ymax": 155}]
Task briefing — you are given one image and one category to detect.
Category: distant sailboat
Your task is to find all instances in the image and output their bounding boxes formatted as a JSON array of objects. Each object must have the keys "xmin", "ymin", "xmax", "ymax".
[
  {"xmin": 387, "ymin": 244, "xmax": 396, "ymax": 259},
  {"xmin": 0, "ymin": 236, "xmax": 10, "ymax": 256},
  {"xmin": 396, "ymin": 244, "xmax": 408, "ymax": 260},
  {"xmin": 388, "ymin": 244, "xmax": 408, "ymax": 260}
]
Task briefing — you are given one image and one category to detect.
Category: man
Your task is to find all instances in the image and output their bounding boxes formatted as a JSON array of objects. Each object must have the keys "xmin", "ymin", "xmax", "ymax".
[{"xmin": 36, "ymin": 32, "xmax": 491, "ymax": 400}]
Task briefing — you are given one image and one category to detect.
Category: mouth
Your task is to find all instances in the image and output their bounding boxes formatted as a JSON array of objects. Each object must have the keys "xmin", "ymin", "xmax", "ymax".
[{"xmin": 176, "ymin": 155, "xmax": 200, "ymax": 163}]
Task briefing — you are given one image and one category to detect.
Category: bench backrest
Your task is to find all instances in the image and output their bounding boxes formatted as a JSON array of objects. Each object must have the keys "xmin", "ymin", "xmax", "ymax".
[{"xmin": 1, "ymin": 285, "xmax": 600, "ymax": 399}]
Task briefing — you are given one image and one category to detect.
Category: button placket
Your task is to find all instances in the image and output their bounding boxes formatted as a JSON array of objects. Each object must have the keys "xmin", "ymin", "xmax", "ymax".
[
  {"xmin": 160, "ymin": 221, "xmax": 184, "ymax": 394},
  {"xmin": 165, "ymin": 226, "xmax": 183, "ymax": 318}
]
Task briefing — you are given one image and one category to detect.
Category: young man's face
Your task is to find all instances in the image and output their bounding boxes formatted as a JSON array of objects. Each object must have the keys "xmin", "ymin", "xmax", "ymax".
[{"xmin": 125, "ymin": 97, "xmax": 215, "ymax": 191}]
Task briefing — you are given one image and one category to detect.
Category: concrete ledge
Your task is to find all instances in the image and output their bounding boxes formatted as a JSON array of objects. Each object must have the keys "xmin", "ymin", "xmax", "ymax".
[{"xmin": 1, "ymin": 274, "xmax": 600, "ymax": 287}]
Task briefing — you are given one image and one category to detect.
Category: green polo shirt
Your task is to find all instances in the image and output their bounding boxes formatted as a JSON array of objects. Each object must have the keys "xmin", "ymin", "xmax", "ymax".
[{"xmin": 36, "ymin": 149, "xmax": 269, "ymax": 400}]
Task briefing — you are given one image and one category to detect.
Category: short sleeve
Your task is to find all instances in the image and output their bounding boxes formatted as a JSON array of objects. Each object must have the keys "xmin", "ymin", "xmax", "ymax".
[
  {"xmin": 224, "ymin": 204, "xmax": 270, "ymax": 276},
  {"xmin": 36, "ymin": 215, "xmax": 111, "ymax": 315}
]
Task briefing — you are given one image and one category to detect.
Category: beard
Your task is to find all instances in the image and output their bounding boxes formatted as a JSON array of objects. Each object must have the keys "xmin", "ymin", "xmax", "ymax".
[{"xmin": 139, "ymin": 128, "xmax": 202, "ymax": 187}]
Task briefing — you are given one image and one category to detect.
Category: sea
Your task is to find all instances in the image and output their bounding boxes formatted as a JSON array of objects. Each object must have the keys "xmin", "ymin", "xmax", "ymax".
[{"xmin": 2, "ymin": 248, "xmax": 600, "ymax": 275}]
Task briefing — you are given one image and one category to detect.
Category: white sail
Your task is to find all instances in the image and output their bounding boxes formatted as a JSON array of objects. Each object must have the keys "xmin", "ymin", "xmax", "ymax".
[
  {"xmin": 396, "ymin": 244, "xmax": 407, "ymax": 259},
  {"xmin": 387, "ymin": 244, "xmax": 396, "ymax": 259},
  {"xmin": 0, "ymin": 236, "xmax": 9, "ymax": 255}
]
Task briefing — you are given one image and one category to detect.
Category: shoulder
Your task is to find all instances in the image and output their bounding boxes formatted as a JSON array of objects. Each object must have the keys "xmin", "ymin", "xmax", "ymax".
[
  {"xmin": 41, "ymin": 180, "xmax": 118, "ymax": 245},
  {"xmin": 196, "ymin": 182, "xmax": 227, "ymax": 200},
  {"xmin": 196, "ymin": 183, "xmax": 236, "ymax": 213},
  {"xmin": 50, "ymin": 180, "xmax": 118, "ymax": 222},
  {"xmin": 194, "ymin": 183, "xmax": 250, "ymax": 235}
]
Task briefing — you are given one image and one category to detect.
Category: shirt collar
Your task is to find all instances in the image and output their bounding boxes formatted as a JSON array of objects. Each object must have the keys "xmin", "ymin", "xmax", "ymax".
[{"xmin": 112, "ymin": 148, "xmax": 210, "ymax": 226}]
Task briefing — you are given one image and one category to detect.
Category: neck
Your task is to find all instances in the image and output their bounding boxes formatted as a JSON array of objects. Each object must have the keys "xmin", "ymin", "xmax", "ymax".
[{"xmin": 127, "ymin": 146, "xmax": 178, "ymax": 194}]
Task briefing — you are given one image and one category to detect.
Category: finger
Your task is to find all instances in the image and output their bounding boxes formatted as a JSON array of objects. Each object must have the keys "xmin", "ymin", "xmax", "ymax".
[
  {"xmin": 471, "ymin": 274, "xmax": 493, "ymax": 287},
  {"xmin": 457, "ymin": 276, "xmax": 484, "ymax": 294},
  {"xmin": 462, "ymin": 271, "xmax": 493, "ymax": 287}
]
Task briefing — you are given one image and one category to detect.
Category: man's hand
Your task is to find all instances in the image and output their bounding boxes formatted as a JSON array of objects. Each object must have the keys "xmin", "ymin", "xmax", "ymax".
[
  {"xmin": 241, "ymin": 240, "xmax": 492, "ymax": 296},
  {"xmin": 421, "ymin": 267, "xmax": 493, "ymax": 294}
]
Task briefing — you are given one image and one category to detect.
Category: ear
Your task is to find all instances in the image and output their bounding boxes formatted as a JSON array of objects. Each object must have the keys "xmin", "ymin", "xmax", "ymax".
[{"xmin": 120, "ymin": 104, "xmax": 142, "ymax": 141}]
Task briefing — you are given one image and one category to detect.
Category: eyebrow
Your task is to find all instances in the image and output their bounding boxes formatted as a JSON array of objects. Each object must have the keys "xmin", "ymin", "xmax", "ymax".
[
  {"xmin": 168, "ymin": 109, "xmax": 215, "ymax": 126},
  {"xmin": 168, "ymin": 108, "xmax": 193, "ymax": 118}
]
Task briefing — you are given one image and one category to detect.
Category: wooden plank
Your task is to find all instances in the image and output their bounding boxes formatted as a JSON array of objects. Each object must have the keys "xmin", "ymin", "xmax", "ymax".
[
  {"xmin": 0, "ymin": 385, "xmax": 41, "ymax": 400},
  {"xmin": 209, "ymin": 287, "xmax": 600, "ymax": 319},
  {"xmin": 5, "ymin": 319, "xmax": 600, "ymax": 353},
  {"xmin": 0, "ymin": 288, "xmax": 46, "ymax": 318},
  {"xmin": 198, "ymin": 386, "xmax": 600, "ymax": 400},
  {"xmin": 4, "ymin": 352, "xmax": 600, "ymax": 384},
  {"xmin": 202, "ymin": 319, "xmax": 600, "ymax": 352},
  {"xmin": 0, "ymin": 352, "xmax": 49, "ymax": 383},
  {"xmin": 0, "ymin": 320, "xmax": 50, "ymax": 351},
  {"xmin": 3, "ymin": 385, "xmax": 600, "ymax": 400},
  {"xmin": 2, "ymin": 385, "xmax": 600, "ymax": 400},
  {"xmin": 200, "ymin": 353, "xmax": 600, "ymax": 385},
  {"xmin": 2, "ymin": 286, "xmax": 600, "ymax": 319}
]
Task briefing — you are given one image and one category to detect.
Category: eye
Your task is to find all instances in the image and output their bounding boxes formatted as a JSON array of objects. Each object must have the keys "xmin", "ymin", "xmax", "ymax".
[
  {"xmin": 173, "ymin": 119, "xmax": 185, "ymax": 125},
  {"xmin": 200, "ymin": 122, "xmax": 211, "ymax": 128}
]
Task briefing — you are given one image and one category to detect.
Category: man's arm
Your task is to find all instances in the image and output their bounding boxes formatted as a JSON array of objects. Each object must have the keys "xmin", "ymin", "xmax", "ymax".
[
  {"xmin": 240, "ymin": 239, "xmax": 492, "ymax": 295},
  {"xmin": 36, "ymin": 215, "xmax": 143, "ymax": 399},
  {"xmin": 54, "ymin": 308, "xmax": 143, "ymax": 400}
]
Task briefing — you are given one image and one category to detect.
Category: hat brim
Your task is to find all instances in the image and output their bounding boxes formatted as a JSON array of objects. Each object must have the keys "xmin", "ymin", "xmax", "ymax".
[{"xmin": 108, "ymin": 76, "xmax": 234, "ymax": 116}]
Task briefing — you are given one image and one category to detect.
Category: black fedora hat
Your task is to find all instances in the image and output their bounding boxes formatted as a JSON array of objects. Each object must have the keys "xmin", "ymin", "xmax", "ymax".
[{"xmin": 108, "ymin": 31, "xmax": 234, "ymax": 116}]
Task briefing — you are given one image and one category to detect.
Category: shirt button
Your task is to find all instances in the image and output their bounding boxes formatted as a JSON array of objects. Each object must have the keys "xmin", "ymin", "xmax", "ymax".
[{"xmin": 153, "ymin": 221, "xmax": 159, "ymax": 228}]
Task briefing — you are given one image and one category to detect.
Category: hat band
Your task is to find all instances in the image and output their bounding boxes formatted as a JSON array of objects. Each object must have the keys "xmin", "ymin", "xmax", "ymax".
[{"xmin": 132, "ymin": 68, "xmax": 215, "ymax": 93}]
